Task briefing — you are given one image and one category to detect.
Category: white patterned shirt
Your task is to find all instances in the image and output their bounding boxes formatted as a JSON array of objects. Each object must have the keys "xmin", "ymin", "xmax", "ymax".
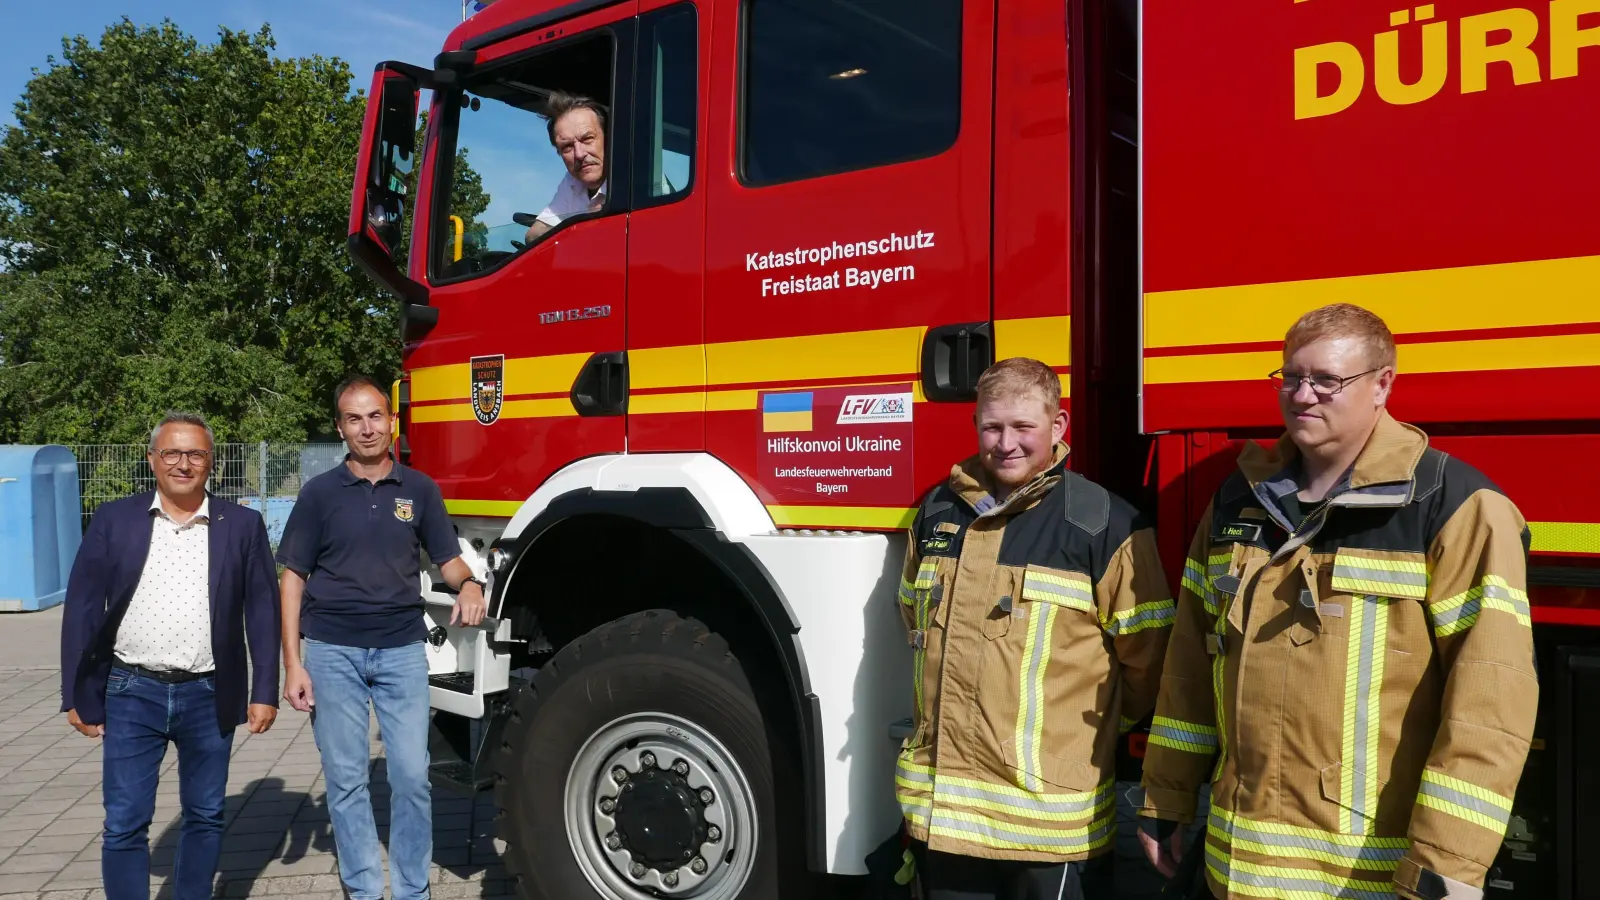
[
  {"xmin": 114, "ymin": 495, "xmax": 214, "ymax": 673},
  {"xmin": 536, "ymin": 174, "xmax": 608, "ymax": 227}
]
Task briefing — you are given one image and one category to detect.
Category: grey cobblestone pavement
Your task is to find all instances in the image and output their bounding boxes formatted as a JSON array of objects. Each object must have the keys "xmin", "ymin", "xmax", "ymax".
[
  {"xmin": 0, "ymin": 610, "xmax": 514, "ymax": 900},
  {"xmin": 0, "ymin": 608, "xmax": 1196, "ymax": 900}
]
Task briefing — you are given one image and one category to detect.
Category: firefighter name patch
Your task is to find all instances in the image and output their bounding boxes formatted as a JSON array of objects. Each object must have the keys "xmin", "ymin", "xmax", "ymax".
[
  {"xmin": 1213, "ymin": 521, "xmax": 1262, "ymax": 544},
  {"xmin": 394, "ymin": 498, "xmax": 414, "ymax": 522},
  {"xmin": 471, "ymin": 354, "xmax": 505, "ymax": 425}
]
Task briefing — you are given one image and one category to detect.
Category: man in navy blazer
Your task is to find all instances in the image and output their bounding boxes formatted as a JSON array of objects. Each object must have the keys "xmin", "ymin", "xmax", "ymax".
[{"xmin": 60, "ymin": 412, "xmax": 281, "ymax": 900}]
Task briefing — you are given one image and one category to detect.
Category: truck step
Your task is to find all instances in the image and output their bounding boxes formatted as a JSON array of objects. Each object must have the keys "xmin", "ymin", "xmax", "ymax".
[
  {"xmin": 428, "ymin": 759, "xmax": 491, "ymax": 793},
  {"xmin": 429, "ymin": 672, "xmax": 476, "ymax": 693},
  {"xmin": 425, "ymin": 679, "xmax": 524, "ymax": 795}
]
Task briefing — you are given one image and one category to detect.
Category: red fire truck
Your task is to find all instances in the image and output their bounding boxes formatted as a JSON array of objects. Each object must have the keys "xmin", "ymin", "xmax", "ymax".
[{"xmin": 346, "ymin": 0, "xmax": 1600, "ymax": 896}]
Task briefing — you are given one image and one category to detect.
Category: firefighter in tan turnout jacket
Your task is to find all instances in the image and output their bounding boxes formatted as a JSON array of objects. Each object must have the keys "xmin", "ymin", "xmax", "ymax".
[
  {"xmin": 1138, "ymin": 305, "xmax": 1538, "ymax": 900},
  {"xmin": 897, "ymin": 358, "xmax": 1175, "ymax": 900}
]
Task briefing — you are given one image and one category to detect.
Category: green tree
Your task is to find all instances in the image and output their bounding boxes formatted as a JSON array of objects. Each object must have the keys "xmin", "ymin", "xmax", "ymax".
[
  {"xmin": 0, "ymin": 20, "xmax": 397, "ymax": 444},
  {"xmin": 406, "ymin": 110, "xmax": 490, "ymax": 266}
]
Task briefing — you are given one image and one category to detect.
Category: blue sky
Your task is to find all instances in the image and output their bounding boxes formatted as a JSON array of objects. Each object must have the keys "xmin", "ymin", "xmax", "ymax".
[
  {"xmin": 1, "ymin": 0, "xmax": 572, "ymax": 233},
  {"xmin": 1, "ymin": 0, "xmax": 461, "ymax": 128}
]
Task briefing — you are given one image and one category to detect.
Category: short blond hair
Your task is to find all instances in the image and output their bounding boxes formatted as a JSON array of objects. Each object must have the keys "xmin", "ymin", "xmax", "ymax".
[
  {"xmin": 1284, "ymin": 303, "xmax": 1397, "ymax": 370},
  {"xmin": 976, "ymin": 357, "xmax": 1061, "ymax": 411}
]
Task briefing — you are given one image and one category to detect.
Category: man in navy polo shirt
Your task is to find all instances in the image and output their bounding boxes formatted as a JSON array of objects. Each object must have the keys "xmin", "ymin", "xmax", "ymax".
[{"xmin": 276, "ymin": 375, "xmax": 487, "ymax": 900}]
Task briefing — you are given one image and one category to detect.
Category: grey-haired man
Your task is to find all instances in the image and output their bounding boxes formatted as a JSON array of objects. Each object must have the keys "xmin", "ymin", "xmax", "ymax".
[{"xmin": 61, "ymin": 412, "xmax": 281, "ymax": 900}]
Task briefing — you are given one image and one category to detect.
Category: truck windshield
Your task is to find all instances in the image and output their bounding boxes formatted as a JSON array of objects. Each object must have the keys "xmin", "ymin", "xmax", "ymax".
[{"xmin": 432, "ymin": 33, "xmax": 615, "ymax": 281}]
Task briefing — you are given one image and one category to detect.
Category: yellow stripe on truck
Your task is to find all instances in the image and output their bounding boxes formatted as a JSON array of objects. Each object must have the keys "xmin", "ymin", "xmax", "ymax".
[
  {"xmin": 1144, "ymin": 332, "xmax": 1600, "ymax": 385},
  {"xmin": 1144, "ymin": 254, "xmax": 1600, "ymax": 349}
]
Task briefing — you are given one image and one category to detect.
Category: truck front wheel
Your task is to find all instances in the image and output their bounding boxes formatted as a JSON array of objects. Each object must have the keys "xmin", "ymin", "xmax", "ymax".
[{"xmin": 495, "ymin": 610, "xmax": 791, "ymax": 900}]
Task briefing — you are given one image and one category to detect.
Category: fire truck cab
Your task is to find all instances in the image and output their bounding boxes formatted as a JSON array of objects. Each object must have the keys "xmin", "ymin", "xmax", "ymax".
[{"xmin": 345, "ymin": 0, "xmax": 1600, "ymax": 896}]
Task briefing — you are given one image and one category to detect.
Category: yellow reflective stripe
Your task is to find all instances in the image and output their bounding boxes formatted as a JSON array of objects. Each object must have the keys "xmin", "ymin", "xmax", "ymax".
[
  {"xmin": 898, "ymin": 579, "xmax": 917, "ymax": 606},
  {"xmin": 913, "ymin": 577, "xmax": 928, "ymax": 720},
  {"xmin": 1428, "ymin": 585, "xmax": 1481, "ymax": 636},
  {"xmin": 1205, "ymin": 843, "xmax": 1398, "ymax": 900},
  {"xmin": 1340, "ymin": 595, "xmax": 1389, "ymax": 835},
  {"xmin": 1119, "ymin": 715, "xmax": 1138, "ymax": 735},
  {"xmin": 1149, "ymin": 715, "xmax": 1219, "ymax": 754},
  {"xmin": 1331, "ymin": 551, "xmax": 1429, "ymax": 601},
  {"xmin": 928, "ymin": 808, "xmax": 1116, "ymax": 855},
  {"xmin": 914, "ymin": 560, "xmax": 940, "ymax": 590},
  {"xmin": 895, "ymin": 757, "xmax": 933, "ymax": 825},
  {"xmin": 1020, "ymin": 569, "xmax": 1094, "ymax": 613},
  {"xmin": 933, "ymin": 780, "xmax": 1114, "ymax": 823},
  {"xmin": 1481, "ymin": 574, "xmax": 1532, "ymax": 626},
  {"xmin": 1013, "ymin": 601, "xmax": 1059, "ymax": 791},
  {"xmin": 1418, "ymin": 770, "xmax": 1514, "ymax": 834},
  {"xmin": 1104, "ymin": 599, "xmax": 1177, "ymax": 636},
  {"xmin": 1181, "ymin": 558, "xmax": 1217, "ymax": 616},
  {"xmin": 934, "ymin": 772, "xmax": 1104, "ymax": 803},
  {"xmin": 1211, "ymin": 598, "xmax": 1230, "ymax": 780},
  {"xmin": 1430, "ymin": 574, "xmax": 1531, "ymax": 636},
  {"xmin": 897, "ymin": 791, "xmax": 931, "ymax": 826},
  {"xmin": 1211, "ymin": 805, "xmax": 1410, "ymax": 847},
  {"xmin": 1207, "ymin": 808, "xmax": 1408, "ymax": 871}
]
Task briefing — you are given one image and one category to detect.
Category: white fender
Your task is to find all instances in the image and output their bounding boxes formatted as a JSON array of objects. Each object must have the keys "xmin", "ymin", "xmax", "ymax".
[
  {"xmin": 501, "ymin": 452, "xmax": 777, "ymax": 542},
  {"xmin": 482, "ymin": 452, "xmax": 911, "ymax": 876}
]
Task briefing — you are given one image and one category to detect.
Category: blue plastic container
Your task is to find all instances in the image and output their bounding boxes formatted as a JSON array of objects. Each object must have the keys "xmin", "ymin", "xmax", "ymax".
[{"xmin": 0, "ymin": 446, "xmax": 82, "ymax": 612}]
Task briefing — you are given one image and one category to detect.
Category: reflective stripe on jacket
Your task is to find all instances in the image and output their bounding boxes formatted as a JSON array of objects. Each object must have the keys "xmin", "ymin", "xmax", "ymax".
[
  {"xmin": 1140, "ymin": 413, "xmax": 1538, "ymax": 900},
  {"xmin": 898, "ymin": 443, "xmax": 1174, "ymax": 863}
]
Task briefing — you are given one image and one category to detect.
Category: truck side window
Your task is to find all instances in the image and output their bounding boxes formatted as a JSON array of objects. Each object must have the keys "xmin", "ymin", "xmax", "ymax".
[
  {"xmin": 431, "ymin": 34, "xmax": 616, "ymax": 282},
  {"xmin": 739, "ymin": 0, "xmax": 961, "ymax": 186},
  {"xmin": 634, "ymin": 4, "xmax": 697, "ymax": 206}
]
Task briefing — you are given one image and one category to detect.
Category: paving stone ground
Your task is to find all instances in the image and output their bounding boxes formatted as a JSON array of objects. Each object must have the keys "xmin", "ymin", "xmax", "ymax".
[
  {"xmin": 0, "ymin": 608, "xmax": 513, "ymax": 900},
  {"xmin": 0, "ymin": 607, "xmax": 1198, "ymax": 900}
]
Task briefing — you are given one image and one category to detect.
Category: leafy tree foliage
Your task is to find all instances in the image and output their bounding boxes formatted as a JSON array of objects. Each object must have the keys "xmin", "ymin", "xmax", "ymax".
[{"xmin": 0, "ymin": 20, "xmax": 399, "ymax": 443}]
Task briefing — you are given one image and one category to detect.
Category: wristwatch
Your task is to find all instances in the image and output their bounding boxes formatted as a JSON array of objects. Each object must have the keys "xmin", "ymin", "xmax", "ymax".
[{"xmin": 462, "ymin": 576, "xmax": 488, "ymax": 594}]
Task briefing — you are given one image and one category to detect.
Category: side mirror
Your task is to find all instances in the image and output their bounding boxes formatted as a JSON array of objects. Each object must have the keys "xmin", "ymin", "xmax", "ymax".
[{"xmin": 348, "ymin": 62, "xmax": 430, "ymax": 321}]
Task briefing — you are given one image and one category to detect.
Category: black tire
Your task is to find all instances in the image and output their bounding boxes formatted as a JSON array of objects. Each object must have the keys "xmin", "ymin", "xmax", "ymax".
[{"xmin": 495, "ymin": 609, "xmax": 798, "ymax": 900}]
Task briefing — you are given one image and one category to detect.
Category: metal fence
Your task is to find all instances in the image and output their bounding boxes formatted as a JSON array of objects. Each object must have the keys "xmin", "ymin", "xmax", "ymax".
[{"xmin": 68, "ymin": 442, "xmax": 347, "ymax": 548}]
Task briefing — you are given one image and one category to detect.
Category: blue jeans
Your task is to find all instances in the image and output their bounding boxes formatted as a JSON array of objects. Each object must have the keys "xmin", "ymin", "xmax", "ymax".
[
  {"xmin": 303, "ymin": 638, "xmax": 432, "ymax": 900},
  {"xmin": 102, "ymin": 668, "xmax": 234, "ymax": 900}
]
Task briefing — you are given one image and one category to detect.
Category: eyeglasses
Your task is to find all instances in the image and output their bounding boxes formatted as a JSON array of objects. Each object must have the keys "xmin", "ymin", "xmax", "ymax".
[
  {"xmin": 153, "ymin": 449, "xmax": 212, "ymax": 466},
  {"xmin": 1268, "ymin": 368, "xmax": 1380, "ymax": 396}
]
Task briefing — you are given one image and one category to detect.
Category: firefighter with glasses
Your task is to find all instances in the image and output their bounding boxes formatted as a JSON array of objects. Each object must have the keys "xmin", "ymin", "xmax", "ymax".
[
  {"xmin": 897, "ymin": 357, "xmax": 1174, "ymax": 900},
  {"xmin": 1138, "ymin": 304, "xmax": 1538, "ymax": 900}
]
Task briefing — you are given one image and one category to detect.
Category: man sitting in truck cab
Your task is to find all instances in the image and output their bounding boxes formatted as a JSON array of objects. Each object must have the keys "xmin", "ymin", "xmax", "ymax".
[
  {"xmin": 897, "ymin": 357, "xmax": 1175, "ymax": 900},
  {"xmin": 523, "ymin": 92, "xmax": 607, "ymax": 243}
]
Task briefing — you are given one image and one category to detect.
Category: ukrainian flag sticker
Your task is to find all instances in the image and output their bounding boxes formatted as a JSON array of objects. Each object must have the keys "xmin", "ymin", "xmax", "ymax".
[{"xmin": 762, "ymin": 392, "xmax": 813, "ymax": 432}]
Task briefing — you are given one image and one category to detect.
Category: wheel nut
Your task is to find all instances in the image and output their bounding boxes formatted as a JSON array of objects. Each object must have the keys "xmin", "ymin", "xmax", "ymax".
[
  {"xmin": 605, "ymin": 832, "xmax": 622, "ymax": 850},
  {"xmin": 691, "ymin": 857, "xmax": 708, "ymax": 874},
  {"xmin": 706, "ymin": 825, "xmax": 721, "ymax": 843},
  {"xmin": 630, "ymin": 862, "xmax": 647, "ymax": 878},
  {"xmin": 640, "ymin": 751, "xmax": 657, "ymax": 769},
  {"xmin": 672, "ymin": 759, "xmax": 689, "ymax": 776},
  {"xmin": 612, "ymin": 766, "xmax": 629, "ymax": 784},
  {"xmin": 698, "ymin": 788, "xmax": 715, "ymax": 805},
  {"xmin": 663, "ymin": 871, "xmax": 680, "ymax": 888},
  {"xmin": 599, "ymin": 797, "xmax": 616, "ymax": 814}
]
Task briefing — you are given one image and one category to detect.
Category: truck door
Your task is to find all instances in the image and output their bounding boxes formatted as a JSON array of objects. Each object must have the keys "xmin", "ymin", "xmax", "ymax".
[
  {"xmin": 624, "ymin": 0, "xmax": 708, "ymax": 452},
  {"xmin": 702, "ymin": 0, "xmax": 995, "ymax": 529},
  {"xmin": 405, "ymin": 2, "xmax": 639, "ymax": 516}
]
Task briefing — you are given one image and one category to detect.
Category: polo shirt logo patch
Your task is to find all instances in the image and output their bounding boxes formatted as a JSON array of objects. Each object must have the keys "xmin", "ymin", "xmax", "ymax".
[
  {"xmin": 471, "ymin": 354, "xmax": 505, "ymax": 425},
  {"xmin": 394, "ymin": 498, "xmax": 415, "ymax": 522}
]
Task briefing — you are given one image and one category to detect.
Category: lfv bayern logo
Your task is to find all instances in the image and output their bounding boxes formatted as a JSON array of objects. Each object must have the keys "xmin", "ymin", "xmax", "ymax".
[
  {"xmin": 470, "ymin": 354, "xmax": 504, "ymax": 425},
  {"xmin": 836, "ymin": 391, "xmax": 914, "ymax": 424}
]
